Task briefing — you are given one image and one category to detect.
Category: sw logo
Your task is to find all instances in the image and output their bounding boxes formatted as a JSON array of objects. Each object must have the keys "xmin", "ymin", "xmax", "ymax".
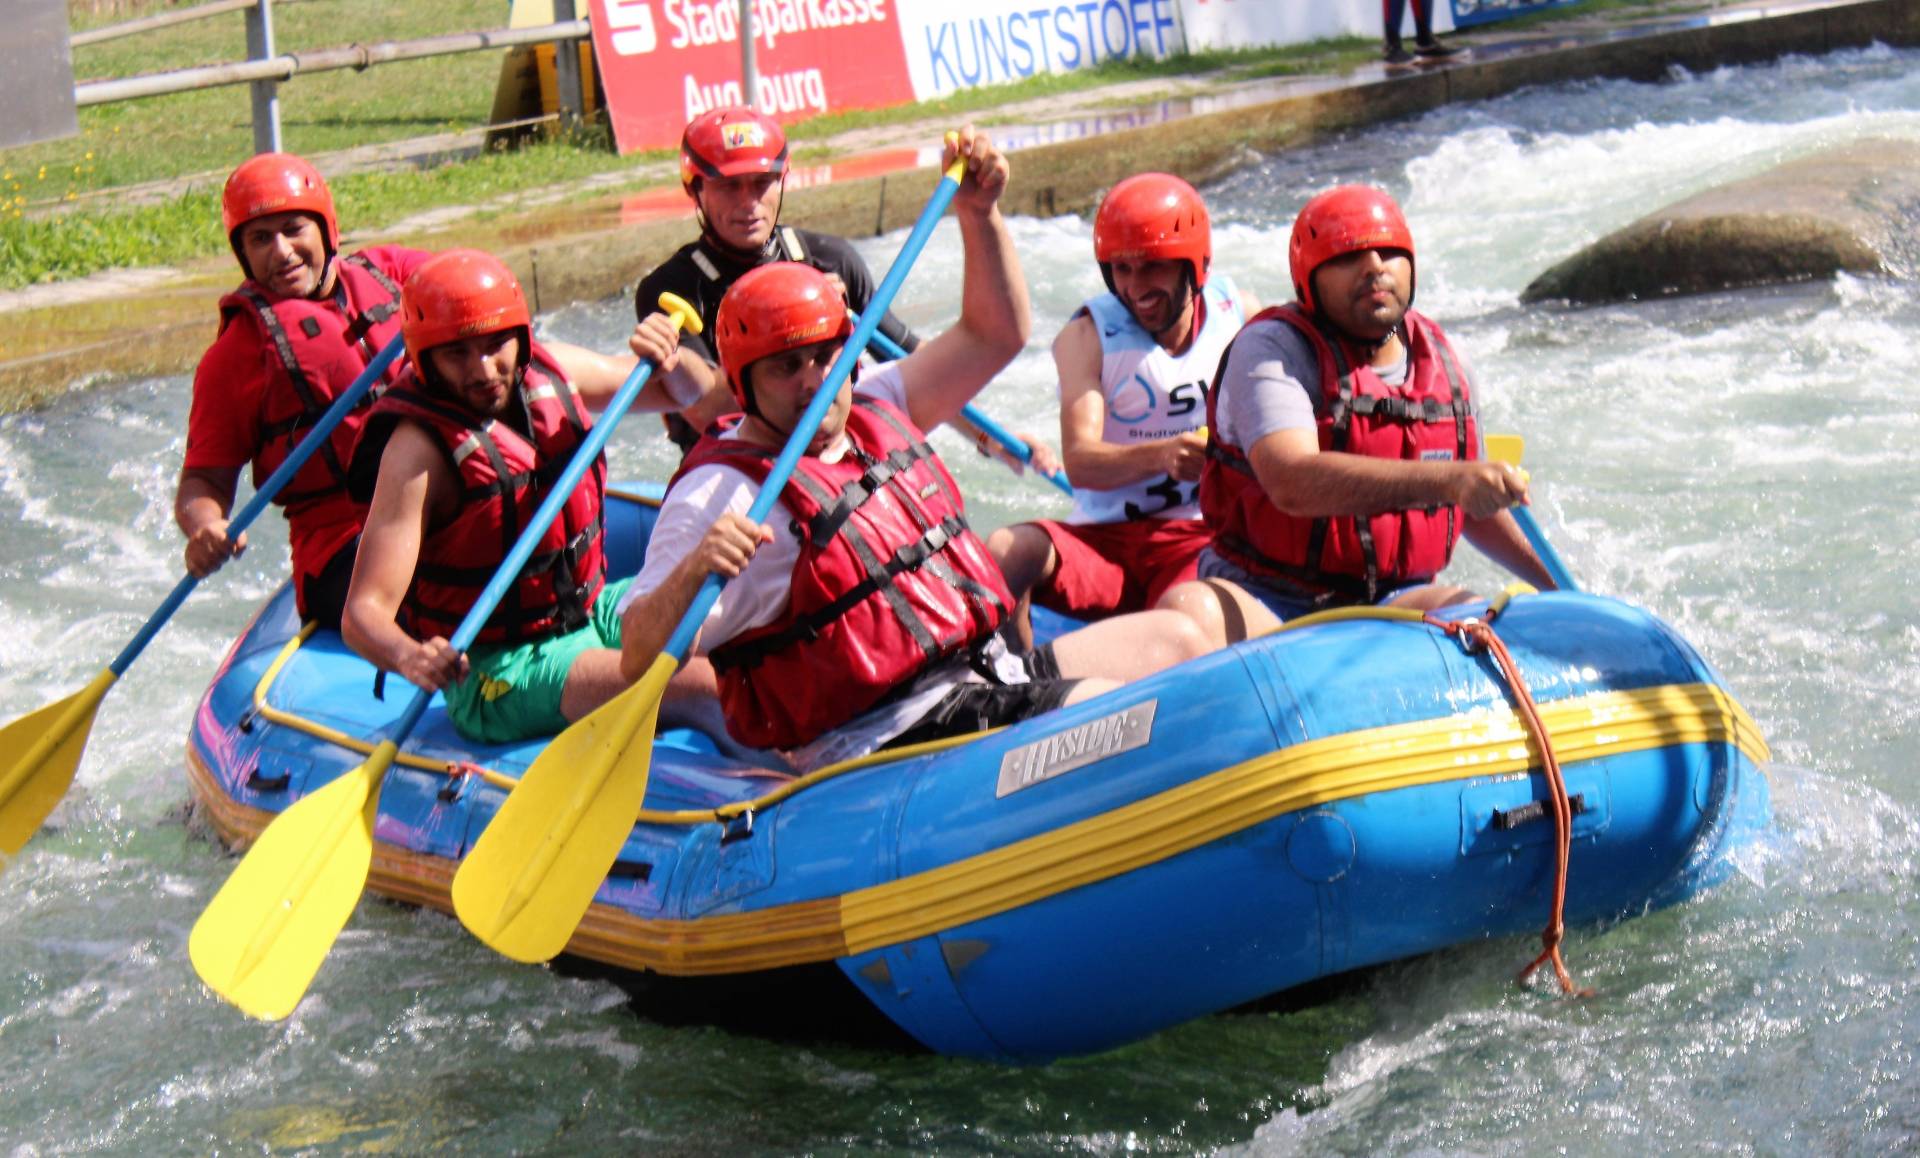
[{"xmin": 723, "ymin": 122, "xmax": 768, "ymax": 150}]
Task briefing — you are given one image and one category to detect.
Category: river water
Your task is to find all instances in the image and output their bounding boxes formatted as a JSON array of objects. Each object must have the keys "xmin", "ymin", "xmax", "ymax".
[{"xmin": 5, "ymin": 44, "xmax": 1920, "ymax": 1155}]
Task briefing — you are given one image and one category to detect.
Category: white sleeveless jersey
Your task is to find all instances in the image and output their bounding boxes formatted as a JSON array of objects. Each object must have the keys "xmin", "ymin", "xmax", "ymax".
[{"xmin": 1067, "ymin": 275, "xmax": 1245, "ymax": 525}]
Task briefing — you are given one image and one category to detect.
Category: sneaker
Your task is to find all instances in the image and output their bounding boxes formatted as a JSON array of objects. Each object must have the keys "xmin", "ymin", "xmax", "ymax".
[
  {"xmin": 1383, "ymin": 45, "xmax": 1416, "ymax": 65},
  {"xmin": 1414, "ymin": 38, "xmax": 1462, "ymax": 58}
]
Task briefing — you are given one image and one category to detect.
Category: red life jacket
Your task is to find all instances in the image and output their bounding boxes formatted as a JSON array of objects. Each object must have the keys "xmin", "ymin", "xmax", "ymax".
[
  {"xmin": 1200, "ymin": 303, "xmax": 1477, "ymax": 602},
  {"xmin": 350, "ymin": 342, "xmax": 607, "ymax": 646},
  {"xmin": 673, "ymin": 398, "xmax": 1013, "ymax": 750},
  {"xmin": 216, "ymin": 253, "xmax": 411, "ymax": 521}
]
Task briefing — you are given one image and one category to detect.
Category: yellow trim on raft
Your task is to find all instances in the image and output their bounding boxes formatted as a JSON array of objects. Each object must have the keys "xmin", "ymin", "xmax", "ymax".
[
  {"xmin": 246, "ymin": 627, "xmax": 994, "ymax": 820},
  {"xmin": 192, "ymin": 674, "xmax": 1769, "ymax": 976}
]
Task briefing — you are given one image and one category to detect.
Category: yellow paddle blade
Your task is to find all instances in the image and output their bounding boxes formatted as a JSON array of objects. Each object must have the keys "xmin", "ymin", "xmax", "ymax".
[
  {"xmin": 452, "ymin": 654, "xmax": 672, "ymax": 964},
  {"xmin": 1485, "ymin": 433, "xmax": 1525, "ymax": 465},
  {"xmin": 0, "ymin": 668, "xmax": 115, "ymax": 860},
  {"xmin": 188, "ymin": 743, "xmax": 393, "ymax": 1020}
]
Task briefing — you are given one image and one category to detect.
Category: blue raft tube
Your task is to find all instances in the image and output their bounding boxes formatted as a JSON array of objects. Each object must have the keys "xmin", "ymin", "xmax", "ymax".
[{"xmin": 186, "ymin": 484, "xmax": 1771, "ymax": 1060}]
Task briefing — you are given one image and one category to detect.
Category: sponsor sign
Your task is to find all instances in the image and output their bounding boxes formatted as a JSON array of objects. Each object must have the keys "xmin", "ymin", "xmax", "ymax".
[
  {"xmin": 996, "ymin": 700, "xmax": 1158, "ymax": 798},
  {"xmin": 591, "ymin": 0, "xmax": 917, "ymax": 154},
  {"xmin": 894, "ymin": 0, "xmax": 1182, "ymax": 101}
]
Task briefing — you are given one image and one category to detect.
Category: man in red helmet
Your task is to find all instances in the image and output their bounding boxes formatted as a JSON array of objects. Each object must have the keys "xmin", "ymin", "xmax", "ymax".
[
  {"xmin": 985, "ymin": 172, "xmax": 1260, "ymax": 647},
  {"xmin": 617, "ymin": 131, "xmax": 1206, "ymax": 768},
  {"xmin": 633, "ymin": 106, "xmax": 1055, "ymax": 477},
  {"xmin": 340, "ymin": 249, "xmax": 733, "ymax": 747},
  {"xmin": 173, "ymin": 152, "xmax": 433, "ymax": 630},
  {"xmin": 1162, "ymin": 184, "xmax": 1553, "ymax": 647}
]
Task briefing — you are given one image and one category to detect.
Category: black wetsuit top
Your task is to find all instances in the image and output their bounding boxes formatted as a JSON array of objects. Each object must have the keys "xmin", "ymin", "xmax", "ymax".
[{"xmin": 636, "ymin": 227, "xmax": 921, "ymax": 450}]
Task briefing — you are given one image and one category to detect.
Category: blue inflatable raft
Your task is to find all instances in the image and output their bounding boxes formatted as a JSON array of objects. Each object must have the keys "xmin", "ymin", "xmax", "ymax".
[{"xmin": 185, "ymin": 485, "xmax": 1771, "ymax": 1060}]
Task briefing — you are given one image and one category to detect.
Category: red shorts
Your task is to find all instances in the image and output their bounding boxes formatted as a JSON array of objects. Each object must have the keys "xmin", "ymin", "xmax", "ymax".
[{"xmin": 1031, "ymin": 518, "xmax": 1209, "ymax": 619}]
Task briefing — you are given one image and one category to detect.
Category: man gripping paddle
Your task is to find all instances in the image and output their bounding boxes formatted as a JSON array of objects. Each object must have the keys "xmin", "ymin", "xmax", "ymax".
[
  {"xmin": 174, "ymin": 153, "xmax": 429, "ymax": 629},
  {"xmin": 617, "ymin": 130, "xmax": 1209, "ymax": 769},
  {"xmin": 340, "ymin": 250, "xmax": 735, "ymax": 747}
]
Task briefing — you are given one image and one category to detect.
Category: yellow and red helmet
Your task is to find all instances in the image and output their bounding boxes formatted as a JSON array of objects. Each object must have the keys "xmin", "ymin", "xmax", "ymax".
[{"xmin": 680, "ymin": 106, "xmax": 789, "ymax": 200}]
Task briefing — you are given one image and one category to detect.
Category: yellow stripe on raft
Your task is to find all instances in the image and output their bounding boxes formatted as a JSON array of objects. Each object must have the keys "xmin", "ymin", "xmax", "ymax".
[{"xmin": 189, "ymin": 679, "xmax": 1767, "ymax": 976}]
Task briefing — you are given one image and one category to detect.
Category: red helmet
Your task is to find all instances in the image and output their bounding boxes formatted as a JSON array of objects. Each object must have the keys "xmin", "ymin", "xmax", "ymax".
[
  {"xmin": 1094, "ymin": 172, "xmax": 1211, "ymax": 291},
  {"xmin": 713, "ymin": 263, "xmax": 851, "ymax": 412},
  {"xmin": 399, "ymin": 249, "xmax": 531, "ymax": 372},
  {"xmin": 680, "ymin": 106, "xmax": 789, "ymax": 199},
  {"xmin": 221, "ymin": 152, "xmax": 339, "ymax": 268},
  {"xmin": 1289, "ymin": 184, "xmax": 1416, "ymax": 316}
]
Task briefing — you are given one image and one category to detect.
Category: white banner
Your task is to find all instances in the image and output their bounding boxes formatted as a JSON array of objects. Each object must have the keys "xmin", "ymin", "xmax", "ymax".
[
  {"xmin": 894, "ymin": 0, "xmax": 1185, "ymax": 101},
  {"xmin": 1176, "ymin": 0, "xmax": 1452, "ymax": 51}
]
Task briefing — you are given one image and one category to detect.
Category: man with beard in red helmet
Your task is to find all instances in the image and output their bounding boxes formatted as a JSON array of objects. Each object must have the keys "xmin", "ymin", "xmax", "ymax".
[
  {"xmin": 617, "ymin": 131, "xmax": 1206, "ymax": 769},
  {"xmin": 1161, "ymin": 184, "xmax": 1554, "ymax": 648},
  {"xmin": 173, "ymin": 152, "xmax": 433, "ymax": 630},
  {"xmin": 340, "ymin": 249, "xmax": 736, "ymax": 748},
  {"xmin": 634, "ymin": 106, "xmax": 1057, "ymax": 478},
  {"xmin": 986, "ymin": 172, "xmax": 1260, "ymax": 648}
]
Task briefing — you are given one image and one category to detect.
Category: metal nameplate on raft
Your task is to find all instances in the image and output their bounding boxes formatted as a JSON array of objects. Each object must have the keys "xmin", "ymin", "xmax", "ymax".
[{"xmin": 996, "ymin": 700, "xmax": 1158, "ymax": 798}]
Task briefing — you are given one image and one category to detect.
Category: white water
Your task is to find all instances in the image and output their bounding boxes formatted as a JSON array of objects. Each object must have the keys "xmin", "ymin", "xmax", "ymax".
[{"xmin": 3, "ymin": 44, "xmax": 1919, "ymax": 1154}]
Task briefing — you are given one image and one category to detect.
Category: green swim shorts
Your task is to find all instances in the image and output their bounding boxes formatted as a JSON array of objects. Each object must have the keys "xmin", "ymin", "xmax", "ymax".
[{"xmin": 441, "ymin": 577, "xmax": 633, "ymax": 745}]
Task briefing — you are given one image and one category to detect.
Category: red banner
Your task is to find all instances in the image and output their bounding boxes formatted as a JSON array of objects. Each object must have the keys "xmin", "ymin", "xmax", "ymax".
[{"xmin": 591, "ymin": 0, "xmax": 918, "ymax": 155}]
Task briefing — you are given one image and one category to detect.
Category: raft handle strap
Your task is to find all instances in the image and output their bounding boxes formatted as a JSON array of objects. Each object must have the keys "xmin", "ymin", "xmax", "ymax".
[
  {"xmin": 1493, "ymin": 792, "xmax": 1588, "ymax": 832},
  {"xmin": 721, "ymin": 809, "xmax": 756, "ymax": 845},
  {"xmin": 246, "ymin": 767, "xmax": 291, "ymax": 792},
  {"xmin": 1425, "ymin": 611, "xmax": 1594, "ymax": 999}
]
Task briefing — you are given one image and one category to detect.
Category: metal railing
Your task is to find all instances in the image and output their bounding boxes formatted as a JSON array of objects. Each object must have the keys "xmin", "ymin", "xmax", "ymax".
[{"xmin": 72, "ymin": 0, "xmax": 592, "ymax": 155}]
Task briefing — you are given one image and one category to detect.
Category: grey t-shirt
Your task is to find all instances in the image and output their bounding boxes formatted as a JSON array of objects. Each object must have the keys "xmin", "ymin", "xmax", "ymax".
[{"xmin": 1213, "ymin": 317, "xmax": 1481, "ymax": 457}]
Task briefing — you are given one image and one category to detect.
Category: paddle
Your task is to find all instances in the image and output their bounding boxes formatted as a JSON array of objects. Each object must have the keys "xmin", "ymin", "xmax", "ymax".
[
  {"xmin": 187, "ymin": 296, "xmax": 700, "ymax": 1019},
  {"xmin": 855, "ymin": 316, "xmax": 1074, "ymax": 497},
  {"xmin": 1485, "ymin": 433, "xmax": 1580, "ymax": 593},
  {"xmin": 451, "ymin": 139, "xmax": 974, "ymax": 966},
  {"xmin": 0, "ymin": 335, "xmax": 406, "ymax": 867}
]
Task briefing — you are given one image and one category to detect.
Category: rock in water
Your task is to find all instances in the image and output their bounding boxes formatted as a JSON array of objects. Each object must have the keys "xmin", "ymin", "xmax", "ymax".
[{"xmin": 1522, "ymin": 139, "xmax": 1920, "ymax": 305}]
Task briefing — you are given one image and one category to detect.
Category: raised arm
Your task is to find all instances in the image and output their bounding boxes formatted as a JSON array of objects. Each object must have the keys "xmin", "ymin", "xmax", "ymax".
[{"xmin": 894, "ymin": 128, "xmax": 1031, "ymax": 434}]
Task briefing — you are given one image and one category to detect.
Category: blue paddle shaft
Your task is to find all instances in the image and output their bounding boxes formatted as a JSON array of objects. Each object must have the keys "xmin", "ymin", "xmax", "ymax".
[
  {"xmin": 661, "ymin": 166, "xmax": 967, "ymax": 662},
  {"xmin": 857, "ymin": 318, "xmax": 1073, "ymax": 497},
  {"xmin": 385, "ymin": 355, "xmax": 666, "ymax": 739},
  {"xmin": 109, "ymin": 335, "xmax": 406, "ymax": 677},
  {"xmin": 1512, "ymin": 505, "xmax": 1580, "ymax": 593}
]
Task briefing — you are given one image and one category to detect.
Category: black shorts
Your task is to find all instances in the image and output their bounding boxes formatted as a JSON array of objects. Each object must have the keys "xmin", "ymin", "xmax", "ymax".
[
  {"xmin": 296, "ymin": 536, "xmax": 358, "ymax": 632},
  {"xmin": 882, "ymin": 641, "xmax": 1078, "ymax": 750}
]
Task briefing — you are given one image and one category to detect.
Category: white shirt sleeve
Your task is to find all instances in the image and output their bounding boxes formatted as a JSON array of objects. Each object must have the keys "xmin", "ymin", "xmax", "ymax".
[
  {"xmin": 616, "ymin": 364, "xmax": 911, "ymax": 652},
  {"xmin": 854, "ymin": 360, "xmax": 908, "ymax": 410},
  {"xmin": 618, "ymin": 460, "xmax": 803, "ymax": 654}
]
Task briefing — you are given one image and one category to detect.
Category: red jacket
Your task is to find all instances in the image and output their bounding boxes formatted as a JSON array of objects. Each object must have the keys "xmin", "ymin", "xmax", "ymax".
[
  {"xmin": 205, "ymin": 250, "xmax": 418, "ymax": 598},
  {"xmin": 675, "ymin": 398, "xmax": 1013, "ymax": 749},
  {"xmin": 350, "ymin": 342, "xmax": 607, "ymax": 646},
  {"xmin": 1200, "ymin": 304, "xmax": 1477, "ymax": 602}
]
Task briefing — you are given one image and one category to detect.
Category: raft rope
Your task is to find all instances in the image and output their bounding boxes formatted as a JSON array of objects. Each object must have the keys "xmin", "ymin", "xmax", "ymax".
[
  {"xmin": 1426, "ymin": 595, "xmax": 1591, "ymax": 998},
  {"xmin": 1255, "ymin": 585, "xmax": 1590, "ymax": 995}
]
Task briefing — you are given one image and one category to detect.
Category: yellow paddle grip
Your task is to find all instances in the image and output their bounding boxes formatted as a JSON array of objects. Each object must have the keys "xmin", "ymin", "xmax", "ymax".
[{"xmin": 657, "ymin": 292, "xmax": 703, "ymax": 336}]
